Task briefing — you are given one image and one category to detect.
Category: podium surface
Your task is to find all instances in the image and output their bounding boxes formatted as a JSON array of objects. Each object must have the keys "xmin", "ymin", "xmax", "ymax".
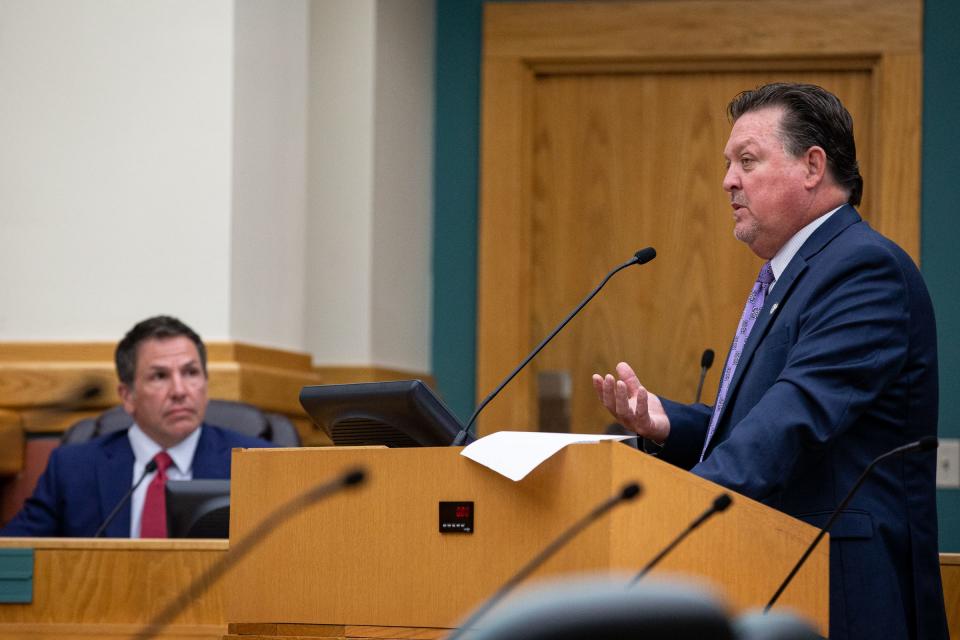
[{"xmin": 228, "ymin": 442, "xmax": 828, "ymax": 634}]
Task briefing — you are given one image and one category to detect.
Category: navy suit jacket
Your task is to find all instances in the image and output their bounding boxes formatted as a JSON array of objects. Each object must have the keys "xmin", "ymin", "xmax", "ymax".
[
  {"xmin": 656, "ymin": 206, "xmax": 947, "ymax": 640},
  {"xmin": 0, "ymin": 424, "xmax": 270, "ymax": 538}
]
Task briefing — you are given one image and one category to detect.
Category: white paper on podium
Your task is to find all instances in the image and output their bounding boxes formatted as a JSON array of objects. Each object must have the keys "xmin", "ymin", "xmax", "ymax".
[{"xmin": 459, "ymin": 431, "xmax": 636, "ymax": 481}]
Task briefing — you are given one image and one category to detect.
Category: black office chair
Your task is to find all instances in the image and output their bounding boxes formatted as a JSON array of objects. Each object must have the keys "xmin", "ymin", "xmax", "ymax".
[
  {"xmin": 61, "ymin": 399, "xmax": 301, "ymax": 446},
  {"xmin": 456, "ymin": 576, "xmax": 735, "ymax": 640}
]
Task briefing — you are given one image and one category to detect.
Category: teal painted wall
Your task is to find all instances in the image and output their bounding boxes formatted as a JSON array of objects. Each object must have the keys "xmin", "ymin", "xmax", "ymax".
[
  {"xmin": 923, "ymin": 0, "xmax": 960, "ymax": 551},
  {"xmin": 432, "ymin": 0, "xmax": 960, "ymax": 547},
  {"xmin": 432, "ymin": 0, "xmax": 484, "ymax": 422}
]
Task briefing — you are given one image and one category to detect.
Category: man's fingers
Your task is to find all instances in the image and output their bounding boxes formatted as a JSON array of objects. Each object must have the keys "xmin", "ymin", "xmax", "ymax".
[
  {"xmin": 605, "ymin": 374, "xmax": 618, "ymax": 405},
  {"xmin": 616, "ymin": 362, "xmax": 642, "ymax": 395},
  {"xmin": 616, "ymin": 361, "xmax": 638, "ymax": 381},
  {"xmin": 615, "ymin": 379, "xmax": 634, "ymax": 422},
  {"xmin": 591, "ymin": 374, "xmax": 608, "ymax": 405},
  {"xmin": 635, "ymin": 384, "xmax": 649, "ymax": 417}
]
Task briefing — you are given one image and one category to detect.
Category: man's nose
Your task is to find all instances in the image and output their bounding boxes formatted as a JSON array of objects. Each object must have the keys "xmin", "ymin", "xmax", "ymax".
[
  {"xmin": 722, "ymin": 166, "xmax": 739, "ymax": 192},
  {"xmin": 170, "ymin": 373, "xmax": 187, "ymax": 395}
]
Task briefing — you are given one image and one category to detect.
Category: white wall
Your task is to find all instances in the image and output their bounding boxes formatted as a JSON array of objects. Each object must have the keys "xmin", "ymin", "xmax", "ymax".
[
  {"xmin": 370, "ymin": 0, "xmax": 434, "ymax": 372},
  {"xmin": 0, "ymin": 0, "xmax": 235, "ymax": 339},
  {"xmin": 306, "ymin": 0, "xmax": 376, "ymax": 365},
  {"xmin": 0, "ymin": 0, "xmax": 435, "ymax": 373},
  {"xmin": 231, "ymin": 0, "xmax": 309, "ymax": 351},
  {"xmin": 306, "ymin": 0, "xmax": 434, "ymax": 371}
]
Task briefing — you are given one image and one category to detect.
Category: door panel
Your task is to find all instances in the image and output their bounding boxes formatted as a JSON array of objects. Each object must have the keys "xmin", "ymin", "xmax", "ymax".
[{"xmin": 477, "ymin": 1, "xmax": 921, "ymax": 435}]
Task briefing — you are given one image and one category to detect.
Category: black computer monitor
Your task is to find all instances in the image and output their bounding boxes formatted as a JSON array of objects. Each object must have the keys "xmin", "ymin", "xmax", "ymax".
[
  {"xmin": 165, "ymin": 479, "xmax": 231, "ymax": 538},
  {"xmin": 299, "ymin": 379, "xmax": 468, "ymax": 447}
]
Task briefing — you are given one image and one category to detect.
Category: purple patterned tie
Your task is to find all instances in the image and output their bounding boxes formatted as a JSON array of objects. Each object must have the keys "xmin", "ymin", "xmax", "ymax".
[{"xmin": 700, "ymin": 262, "xmax": 774, "ymax": 462}]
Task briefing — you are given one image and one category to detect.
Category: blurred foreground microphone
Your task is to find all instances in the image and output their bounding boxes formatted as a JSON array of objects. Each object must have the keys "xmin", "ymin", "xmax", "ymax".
[
  {"xmin": 133, "ymin": 467, "xmax": 366, "ymax": 640},
  {"xmin": 630, "ymin": 492, "xmax": 732, "ymax": 585},
  {"xmin": 766, "ymin": 436, "xmax": 938, "ymax": 612},
  {"xmin": 694, "ymin": 349, "xmax": 715, "ymax": 403},
  {"xmin": 451, "ymin": 247, "xmax": 657, "ymax": 445},
  {"xmin": 447, "ymin": 482, "xmax": 642, "ymax": 640},
  {"xmin": 93, "ymin": 459, "xmax": 158, "ymax": 537}
]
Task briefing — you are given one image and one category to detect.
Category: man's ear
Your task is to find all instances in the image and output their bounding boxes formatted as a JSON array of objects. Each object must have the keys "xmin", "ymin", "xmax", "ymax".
[
  {"xmin": 118, "ymin": 383, "xmax": 135, "ymax": 415},
  {"xmin": 803, "ymin": 145, "xmax": 828, "ymax": 188}
]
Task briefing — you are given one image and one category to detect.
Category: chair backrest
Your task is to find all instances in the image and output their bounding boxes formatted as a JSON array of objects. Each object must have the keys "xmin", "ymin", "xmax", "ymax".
[
  {"xmin": 459, "ymin": 575, "xmax": 735, "ymax": 640},
  {"xmin": 61, "ymin": 399, "xmax": 301, "ymax": 447}
]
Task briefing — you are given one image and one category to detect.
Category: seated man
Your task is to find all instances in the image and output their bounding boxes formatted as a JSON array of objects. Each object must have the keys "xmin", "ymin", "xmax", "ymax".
[{"xmin": 1, "ymin": 315, "xmax": 271, "ymax": 537}]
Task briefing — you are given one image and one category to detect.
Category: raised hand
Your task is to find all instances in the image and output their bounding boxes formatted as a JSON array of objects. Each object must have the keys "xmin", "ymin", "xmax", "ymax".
[{"xmin": 592, "ymin": 361, "xmax": 670, "ymax": 443}]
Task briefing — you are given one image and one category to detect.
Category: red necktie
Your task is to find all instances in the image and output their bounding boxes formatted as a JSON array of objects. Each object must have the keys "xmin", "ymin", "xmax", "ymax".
[{"xmin": 140, "ymin": 451, "xmax": 173, "ymax": 538}]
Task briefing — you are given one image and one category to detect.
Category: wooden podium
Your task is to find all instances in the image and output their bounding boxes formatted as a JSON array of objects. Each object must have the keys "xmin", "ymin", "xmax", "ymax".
[{"xmin": 226, "ymin": 441, "xmax": 828, "ymax": 637}]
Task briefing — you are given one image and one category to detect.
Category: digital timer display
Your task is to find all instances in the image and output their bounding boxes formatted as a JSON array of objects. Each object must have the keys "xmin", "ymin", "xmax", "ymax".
[{"xmin": 439, "ymin": 501, "xmax": 474, "ymax": 534}]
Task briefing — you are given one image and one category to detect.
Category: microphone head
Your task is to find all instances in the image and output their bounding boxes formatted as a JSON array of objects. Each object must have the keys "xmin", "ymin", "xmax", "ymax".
[
  {"xmin": 620, "ymin": 482, "xmax": 642, "ymax": 501},
  {"xmin": 634, "ymin": 247, "xmax": 657, "ymax": 265},
  {"xmin": 917, "ymin": 436, "xmax": 939, "ymax": 452},
  {"xmin": 145, "ymin": 459, "xmax": 158, "ymax": 473},
  {"xmin": 700, "ymin": 349, "xmax": 715, "ymax": 369},
  {"xmin": 713, "ymin": 493, "xmax": 733, "ymax": 512},
  {"xmin": 343, "ymin": 468, "xmax": 367, "ymax": 486},
  {"xmin": 80, "ymin": 383, "xmax": 103, "ymax": 402}
]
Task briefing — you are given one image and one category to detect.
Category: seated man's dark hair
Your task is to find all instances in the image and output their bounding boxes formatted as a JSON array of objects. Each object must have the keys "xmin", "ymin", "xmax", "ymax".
[{"xmin": 115, "ymin": 315, "xmax": 207, "ymax": 386}]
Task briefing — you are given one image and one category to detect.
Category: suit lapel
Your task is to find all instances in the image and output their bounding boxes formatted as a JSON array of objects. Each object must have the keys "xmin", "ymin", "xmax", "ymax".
[
  {"xmin": 712, "ymin": 258, "xmax": 807, "ymax": 436},
  {"xmin": 709, "ymin": 205, "xmax": 863, "ymax": 445},
  {"xmin": 96, "ymin": 434, "xmax": 135, "ymax": 537}
]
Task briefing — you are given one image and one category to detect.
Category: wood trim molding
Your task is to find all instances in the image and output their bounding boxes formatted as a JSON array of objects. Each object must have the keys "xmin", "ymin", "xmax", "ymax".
[
  {"xmin": 484, "ymin": 1, "xmax": 920, "ymax": 59},
  {"xmin": 0, "ymin": 410, "xmax": 22, "ymax": 476},
  {"xmin": 0, "ymin": 342, "xmax": 432, "ymax": 448}
]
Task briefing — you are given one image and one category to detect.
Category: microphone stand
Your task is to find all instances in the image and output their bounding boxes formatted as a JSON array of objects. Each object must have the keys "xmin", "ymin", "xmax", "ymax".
[
  {"xmin": 452, "ymin": 247, "xmax": 656, "ymax": 445},
  {"xmin": 765, "ymin": 437, "xmax": 938, "ymax": 611}
]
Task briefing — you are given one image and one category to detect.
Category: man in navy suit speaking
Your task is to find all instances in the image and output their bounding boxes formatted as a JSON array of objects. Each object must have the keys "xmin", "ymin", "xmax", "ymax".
[
  {"xmin": 1, "ymin": 315, "xmax": 269, "ymax": 538},
  {"xmin": 594, "ymin": 83, "xmax": 947, "ymax": 639}
]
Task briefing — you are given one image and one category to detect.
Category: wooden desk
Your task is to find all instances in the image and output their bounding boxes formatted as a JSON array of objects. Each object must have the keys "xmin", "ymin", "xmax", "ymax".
[
  {"xmin": 0, "ymin": 538, "xmax": 227, "ymax": 640},
  {"xmin": 940, "ymin": 552, "xmax": 960, "ymax": 639},
  {"xmin": 3, "ymin": 538, "xmax": 958, "ymax": 640}
]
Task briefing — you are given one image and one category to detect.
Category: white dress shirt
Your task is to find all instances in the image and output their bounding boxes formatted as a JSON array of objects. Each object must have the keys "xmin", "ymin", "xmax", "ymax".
[
  {"xmin": 127, "ymin": 424, "xmax": 200, "ymax": 537},
  {"xmin": 768, "ymin": 204, "xmax": 843, "ymax": 291}
]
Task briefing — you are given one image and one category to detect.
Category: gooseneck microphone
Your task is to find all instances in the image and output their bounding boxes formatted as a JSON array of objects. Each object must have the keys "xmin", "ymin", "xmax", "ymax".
[
  {"xmin": 447, "ymin": 482, "xmax": 642, "ymax": 639},
  {"xmin": 133, "ymin": 467, "xmax": 366, "ymax": 640},
  {"xmin": 93, "ymin": 459, "xmax": 158, "ymax": 538},
  {"xmin": 451, "ymin": 247, "xmax": 657, "ymax": 445},
  {"xmin": 765, "ymin": 436, "xmax": 938, "ymax": 612},
  {"xmin": 629, "ymin": 492, "xmax": 732, "ymax": 585},
  {"xmin": 694, "ymin": 348, "xmax": 715, "ymax": 403}
]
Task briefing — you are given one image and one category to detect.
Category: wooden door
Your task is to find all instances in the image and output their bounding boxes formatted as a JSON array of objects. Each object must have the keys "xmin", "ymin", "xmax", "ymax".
[{"xmin": 477, "ymin": 1, "xmax": 921, "ymax": 435}]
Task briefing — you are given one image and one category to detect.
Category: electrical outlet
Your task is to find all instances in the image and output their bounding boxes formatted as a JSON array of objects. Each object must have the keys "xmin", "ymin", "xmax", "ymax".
[{"xmin": 936, "ymin": 438, "xmax": 960, "ymax": 488}]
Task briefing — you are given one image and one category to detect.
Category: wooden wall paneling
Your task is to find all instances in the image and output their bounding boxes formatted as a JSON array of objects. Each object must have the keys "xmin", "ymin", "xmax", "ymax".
[
  {"xmin": 0, "ymin": 411, "xmax": 22, "ymax": 476},
  {"xmin": 477, "ymin": 58, "xmax": 537, "ymax": 431},
  {"xmin": 0, "ymin": 538, "xmax": 227, "ymax": 640},
  {"xmin": 483, "ymin": 1, "xmax": 920, "ymax": 59},
  {"xmin": 477, "ymin": 0, "xmax": 922, "ymax": 435},
  {"xmin": 872, "ymin": 52, "xmax": 923, "ymax": 258},
  {"xmin": 941, "ymin": 553, "xmax": 960, "ymax": 639}
]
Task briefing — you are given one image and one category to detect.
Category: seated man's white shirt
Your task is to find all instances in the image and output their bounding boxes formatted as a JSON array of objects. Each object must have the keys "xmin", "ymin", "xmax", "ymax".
[{"xmin": 127, "ymin": 424, "xmax": 200, "ymax": 537}]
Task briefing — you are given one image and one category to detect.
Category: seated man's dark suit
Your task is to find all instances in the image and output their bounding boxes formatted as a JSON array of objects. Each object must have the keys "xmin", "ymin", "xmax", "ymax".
[
  {"xmin": 656, "ymin": 205, "xmax": 947, "ymax": 640},
  {"xmin": 0, "ymin": 424, "xmax": 270, "ymax": 537}
]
